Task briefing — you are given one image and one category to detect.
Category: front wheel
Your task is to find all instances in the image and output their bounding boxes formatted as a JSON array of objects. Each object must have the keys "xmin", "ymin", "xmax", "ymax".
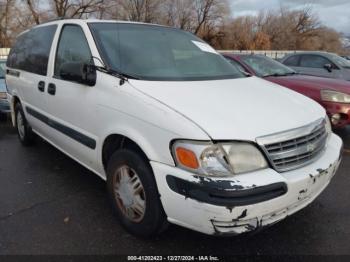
[
  {"xmin": 106, "ymin": 149, "xmax": 168, "ymax": 237},
  {"xmin": 15, "ymin": 103, "xmax": 35, "ymax": 146}
]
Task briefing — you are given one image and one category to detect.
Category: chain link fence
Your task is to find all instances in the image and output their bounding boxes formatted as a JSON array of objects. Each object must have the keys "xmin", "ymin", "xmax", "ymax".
[
  {"xmin": 219, "ymin": 50, "xmax": 303, "ymax": 59},
  {"xmin": 0, "ymin": 48, "xmax": 305, "ymax": 61}
]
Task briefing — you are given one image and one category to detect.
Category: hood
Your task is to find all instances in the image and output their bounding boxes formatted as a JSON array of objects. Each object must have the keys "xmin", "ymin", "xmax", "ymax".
[
  {"xmin": 0, "ymin": 79, "xmax": 6, "ymax": 92},
  {"xmin": 129, "ymin": 76, "xmax": 325, "ymax": 141},
  {"xmin": 266, "ymin": 74, "xmax": 350, "ymax": 94}
]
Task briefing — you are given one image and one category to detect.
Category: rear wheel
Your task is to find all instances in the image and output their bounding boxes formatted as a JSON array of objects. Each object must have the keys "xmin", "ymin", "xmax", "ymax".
[
  {"xmin": 15, "ymin": 103, "xmax": 35, "ymax": 146},
  {"xmin": 106, "ymin": 149, "xmax": 168, "ymax": 237}
]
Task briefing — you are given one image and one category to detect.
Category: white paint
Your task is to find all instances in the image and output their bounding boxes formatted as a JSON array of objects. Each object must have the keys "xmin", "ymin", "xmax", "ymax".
[{"xmin": 130, "ymin": 77, "xmax": 325, "ymax": 140}]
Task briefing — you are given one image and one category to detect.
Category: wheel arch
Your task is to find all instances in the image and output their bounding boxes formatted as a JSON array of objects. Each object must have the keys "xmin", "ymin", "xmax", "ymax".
[
  {"xmin": 101, "ymin": 133, "xmax": 156, "ymax": 174},
  {"xmin": 11, "ymin": 95, "xmax": 21, "ymax": 127}
]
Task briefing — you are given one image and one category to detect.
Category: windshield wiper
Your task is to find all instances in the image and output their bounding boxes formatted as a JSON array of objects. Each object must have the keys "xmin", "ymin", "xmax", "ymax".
[
  {"xmin": 263, "ymin": 73, "xmax": 286, "ymax": 77},
  {"xmin": 94, "ymin": 65, "xmax": 140, "ymax": 85},
  {"xmin": 89, "ymin": 56, "xmax": 140, "ymax": 85},
  {"xmin": 240, "ymin": 71, "xmax": 252, "ymax": 77},
  {"xmin": 263, "ymin": 72, "xmax": 297, "ymax": 77},
  {"xmin": 284, "ymin": 72, "xmax": 298, "ymax": 75}
]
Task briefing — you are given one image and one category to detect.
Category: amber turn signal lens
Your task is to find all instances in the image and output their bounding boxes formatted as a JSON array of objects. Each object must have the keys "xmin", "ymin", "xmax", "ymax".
[{"xmin": 175, "ymin": 147, "xmax": 199, "ymax": 169}]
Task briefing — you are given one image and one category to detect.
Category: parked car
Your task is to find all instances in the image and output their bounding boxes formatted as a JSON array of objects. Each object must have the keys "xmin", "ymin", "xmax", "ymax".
[
  {"xmin": 6, "ymin": 20, "xmax": 342, "ymax": 237},
  {"xmin": 280, "ymin": 51, "xmax": 350, "ymax": 81},
  {"xmin": 342, "ymin": 55, "xmax": 350, "ymax": 61},
  {"xmin": 223, "ymin": 54, "xmax": 350, "ymax": 128},
  {"xmin": 0, "ymin": 59, "xmax": 10, "ymax": 120}
]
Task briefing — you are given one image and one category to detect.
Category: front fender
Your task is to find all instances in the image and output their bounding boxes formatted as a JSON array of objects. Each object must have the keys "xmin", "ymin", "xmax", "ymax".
[{"xmin": 96, "ymin": 104, "xmax": 199, "ymax": 178}]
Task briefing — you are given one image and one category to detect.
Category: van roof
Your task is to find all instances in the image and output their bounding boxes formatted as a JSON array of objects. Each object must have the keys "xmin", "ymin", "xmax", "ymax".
[
  {"xmin": 16, "ymin": 18, "xmax": 172, "ymax": 38},
  {"xmin": 17, "ymin": 18, "xmax": 172, "ymax": 37},
  {"xmin": 36, "ymin": 18, "xmax": 169, "ymax": 28}
]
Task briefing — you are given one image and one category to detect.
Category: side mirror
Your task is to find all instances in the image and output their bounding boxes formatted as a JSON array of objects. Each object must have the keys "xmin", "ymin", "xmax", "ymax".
[
  {"xmin": 324, "ymin": 63, "xmax": 333, "ymax": 72},
  {"xmin": 59, "ymin": 62, "xmax": 96, "ymax": 86}
]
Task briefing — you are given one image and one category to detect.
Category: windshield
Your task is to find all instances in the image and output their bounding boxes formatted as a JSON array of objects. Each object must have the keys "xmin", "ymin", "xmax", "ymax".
[
  {"xmin": 88, "ymin": 23, "xmax": 244, "ymax": 81},
  {"xmin": 0, "ymin": 61, "xmax": 5, "ymax": 78},
  {"xmin": 241, "ymin": 55, "xmax": 296, "ymax": 77},
  {"xmin": 328, "ymin": 53, "xmax": 350, "ymax": 69}
]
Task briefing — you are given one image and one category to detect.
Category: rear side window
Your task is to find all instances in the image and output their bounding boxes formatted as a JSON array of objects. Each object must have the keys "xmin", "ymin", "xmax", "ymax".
[
  {"xmin": 7, "ymin": 25, "xmax": 57, "ymax": 76},
  {"xmin": 300, "ymin": 55, "xmax": 330, "ymax": 69},
  {"xmin": 284, "ymin": 55, "xmax": 300, "ymax": 66},
  {"xmin": 54, "ymin": 25, "xmax": 92, "ymax": 77}
]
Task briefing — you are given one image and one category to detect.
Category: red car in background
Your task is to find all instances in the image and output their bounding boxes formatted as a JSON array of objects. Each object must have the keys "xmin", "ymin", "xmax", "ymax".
[{"xmin": 223, "ymin": 53, "xmax": 350, "ymax": 128}]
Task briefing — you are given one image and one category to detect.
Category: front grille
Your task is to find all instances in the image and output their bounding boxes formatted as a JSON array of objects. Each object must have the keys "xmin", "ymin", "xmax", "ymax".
[{"xmin": 257, "ymin": 119, "xmax": 328, "ymax": 172}]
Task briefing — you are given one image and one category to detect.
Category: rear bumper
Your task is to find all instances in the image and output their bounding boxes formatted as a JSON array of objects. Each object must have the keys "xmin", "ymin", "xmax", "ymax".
[{"xmin": 151, "ymin": 134, "xmax": 343, "ymax": 236}]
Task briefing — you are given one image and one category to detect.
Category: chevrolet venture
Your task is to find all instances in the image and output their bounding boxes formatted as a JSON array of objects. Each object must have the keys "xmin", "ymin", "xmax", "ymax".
[{"xmin": 6, "ymin": 20, "xmax": 343, "ymax": 237}]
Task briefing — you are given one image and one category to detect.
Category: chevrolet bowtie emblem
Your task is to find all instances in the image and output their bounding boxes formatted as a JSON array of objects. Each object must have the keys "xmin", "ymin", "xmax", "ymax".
[{"xmin": 307, "ymin": 143, "xmax": 316, "ymax": 152}]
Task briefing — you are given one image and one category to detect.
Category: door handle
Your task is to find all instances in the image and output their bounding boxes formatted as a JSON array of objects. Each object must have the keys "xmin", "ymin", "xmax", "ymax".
[
  {"xmin": 38, "ymin": 81, "xmax": 45, "ymax": 92},
  {"xmin": 48, "ymin": 83, "xmax": 56, "ymax": 96}
]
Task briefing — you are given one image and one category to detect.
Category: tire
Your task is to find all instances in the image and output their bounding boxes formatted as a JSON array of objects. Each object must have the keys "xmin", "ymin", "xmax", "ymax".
[
  {"xmin": 15, "ymin": 103, "xmax": 35, "ymax": 146},
  {"xmin": 106, "ymin": 149, "xmax": 168, "ymax": 237}
]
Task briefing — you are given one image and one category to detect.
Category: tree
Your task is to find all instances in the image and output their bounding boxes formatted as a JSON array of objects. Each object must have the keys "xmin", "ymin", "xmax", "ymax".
[
  {"xmin": 107, "ymin": 0, "xmax": 163, "ymax": 23},
  {"xmin": 0, "ymin": 0, "xmax": 29, "ymax": 47},
  {"xmin": 0, "ymin": 0, "xmax": 346, "ymax": 54},
  {"xmin": 162, "ymin": 0, "xmax": 195, "ymax": 31},
  {"xmin": 105, "ymin": 0, "xmax": 229, "ymax": 46},
  {"xmin": 221, "ymin": 16, "xmax": 256, "ymax": 50},
  {"xmin": 0, "ymin": 0, "xmax": 13, "ymax": 47},
  {"xmin": 192, "ymin": 0, "xmax": 229, "ymax": 41},
  {"xmin": 219, "ymin": 5, "xmax": 344, "ymax": 52},
  {"xmin": 23, "ymin": 0, "xmax": 105, "ymax": 24},
  {"xmin": 252, "ymin": 31, "xmax": 271, "ymax": 50}
]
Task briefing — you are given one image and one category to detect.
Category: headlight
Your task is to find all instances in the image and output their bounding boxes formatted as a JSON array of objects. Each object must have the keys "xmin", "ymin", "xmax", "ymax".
[
  {"xmin": 172, "ymin": 140, "xmax": 268, "ymax": 177},
  {"xmin": 0, "ymin": 92, "xmax": 7, "ymax": 99},
  {"xmin": 321, "ymin": 90, "xmax": 350, "ymax": 103}
]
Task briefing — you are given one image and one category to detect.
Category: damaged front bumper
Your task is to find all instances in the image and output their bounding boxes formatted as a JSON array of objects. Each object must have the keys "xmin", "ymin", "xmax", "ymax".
[{"xmin": 151, "ymin": 134, "xmax": 343, "ymax": 236}]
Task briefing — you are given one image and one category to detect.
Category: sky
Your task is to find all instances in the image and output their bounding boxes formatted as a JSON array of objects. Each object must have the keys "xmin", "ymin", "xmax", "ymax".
[{"xmin": 230, "ymin": 0, "xmax": 350, "ymax": 35}]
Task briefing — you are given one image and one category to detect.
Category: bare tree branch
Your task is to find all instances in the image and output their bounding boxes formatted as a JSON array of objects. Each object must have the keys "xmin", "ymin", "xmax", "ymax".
[{"xmin": 26, "ymin": 0, "xmax": 40, "ymax": 24}]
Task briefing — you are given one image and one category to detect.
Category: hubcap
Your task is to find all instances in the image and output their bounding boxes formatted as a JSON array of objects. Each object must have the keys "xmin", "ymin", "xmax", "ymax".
[
  {"xmin": 113, "ymin": 165, "xmax": 146, "ymax": 223},
  {"xmin": 17, "ymin": 112, "xmax": 25, "ymax": 140}
]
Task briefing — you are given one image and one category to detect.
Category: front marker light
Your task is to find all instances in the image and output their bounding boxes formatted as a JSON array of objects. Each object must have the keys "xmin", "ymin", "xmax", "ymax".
[
  {"xmin": 175, "ymin": 147, "xmax": 199, "ymax": 169},
  {"xmin": 321, "ymin": 90, "xmax": 350, "ymax": 103}
]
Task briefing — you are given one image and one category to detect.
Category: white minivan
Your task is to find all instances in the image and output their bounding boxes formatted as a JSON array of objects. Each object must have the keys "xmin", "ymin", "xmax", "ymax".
[{"xmin": 6, "ymin": 19, "xmax": 343, "ymax": 237}]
